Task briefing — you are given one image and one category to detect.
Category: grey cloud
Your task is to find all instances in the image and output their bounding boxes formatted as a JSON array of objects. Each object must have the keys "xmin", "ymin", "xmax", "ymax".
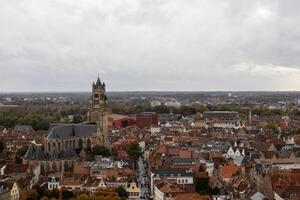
[{"xmin": 0, "ymin": 0, "xmax": 299, "ymax": 91}]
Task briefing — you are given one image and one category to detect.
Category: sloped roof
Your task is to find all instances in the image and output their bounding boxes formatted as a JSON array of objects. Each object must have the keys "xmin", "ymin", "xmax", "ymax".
[
  {"xmin": 154, "ymin": 168, "xmax": 192, "ymax": 177},
  {"xmin": 32, "ymin": 145, "xmax": 47, "ymax": 160},
  {"xmin": 24, "ymin": 144, "xmax": 35, "ymax": 159},
  {"xmin": 47, "ymin": 124, "xmax": 96, "ymax": 139},
  {"xmin": 174, "ymin": 193, "xmax": 211, "ymax": 200},
  {"xmin": 59, "ymin": 148, "xmax": 77, "ymax": 158},
  {"xmin": 250, "ymin": 192, "xmax": 265, "ymax": 200},
  {"xmin": 13, "ymin": 125, "xmax": 34, "ymax": 132},
  {"xmin": 220, "ymin": 163, "xmax": 240, "ymax": 178},
  {"xmin": 169, "ymin": 157, "xmax": 195, "ymax": 164},
  {"xmin": 49, "ymin": 148, "xmax": 59, "ymax": 160},
  {"xmin": 5, "ymin": 164, "xmax": 29, "ymax": 174}
]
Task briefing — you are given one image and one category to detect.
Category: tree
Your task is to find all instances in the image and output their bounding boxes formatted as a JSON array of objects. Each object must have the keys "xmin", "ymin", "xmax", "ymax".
[
  {"xmin": 195, "ymin": 177, "xmax": 210, "ymax": 195},
  {"xmin": 127, "ymin": 143, "xmax": 142, "ymax": 161},
  {"xmin": 50, "ymin": 189, "xmax": 59, "ymax": 199},
  {"xmin": 21, "ymin": 189, "xmax": 38, "ymax": 200},
  {"xmin": 16, "ymin": 145, "xmax": 29, "ymax": 158},
  {"xmin": 16, "ymin": 146, "xmax": 29, "ymax": 158},
  {"xmin": 92, "ymin": 145, "xmax": 111, "ymax": 156},
  {"xmin": 265, "ymin": 123, "xmax": 280, "ymax": 134},
  {"xmin": 0, "ymin": 141, "xmax": 5, "ymax": 153},
  {"xmin": 115, "ymin": 186, "xmax": 128, "ymax": 199},
  {"xmin": 72, "ymin": 114, "xmax": 83, "ymax": 124},
  {"xmin": 198, "ymin": 165, "xmax": 205, "ymax": 172},
  {"xmin": 77, "ymin": 193, "xmax": 91, "ymax": 200},
  {"xmin": 62, "ymin": 190, "xmax": 75, "ymax": 199}
]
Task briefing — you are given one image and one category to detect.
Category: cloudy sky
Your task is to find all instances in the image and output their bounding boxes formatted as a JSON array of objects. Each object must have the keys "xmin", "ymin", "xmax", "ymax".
[{"xmin": 0, "ymin": 0, "xmax": 300, "ymax": 91}]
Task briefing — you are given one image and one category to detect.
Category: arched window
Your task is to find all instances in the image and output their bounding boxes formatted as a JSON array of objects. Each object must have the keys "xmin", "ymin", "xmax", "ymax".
[
  {"xmin": 87, "ymin": 139, "xmax": 91, "ymax": 148},
  {"xmin": 79, "ymin": 139, "xmax": 83, "ymax": 149}
]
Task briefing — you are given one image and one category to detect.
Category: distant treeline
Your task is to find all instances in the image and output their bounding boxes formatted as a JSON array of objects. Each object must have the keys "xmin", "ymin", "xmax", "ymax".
[{"xmin": 0, "ymin": 99, "xmax": 299, "ymax": 130}]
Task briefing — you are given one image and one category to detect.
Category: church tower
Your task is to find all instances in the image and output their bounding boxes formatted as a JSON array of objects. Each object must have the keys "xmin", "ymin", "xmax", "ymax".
[{"xmin": 87, "ymin": 76, "xmax": 109, "ymax": 147}]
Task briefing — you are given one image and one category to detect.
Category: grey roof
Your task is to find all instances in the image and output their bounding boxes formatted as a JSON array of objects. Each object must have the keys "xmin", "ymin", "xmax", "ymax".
[
  {"xmin": 24, "ymin": 144, "xmax": 35, "ymax": 159},
  {"xmin": 47, "ymin": 124, "xmax": 96, "ymax": 139},
  {"xmin": 49, "ymin": 148, "xmax": 59, "ymax": 160},
  {"xmin": 233, "ymin": 155, "xmax": 245, "ymax": 166},
  {"xmin": 250, "ymin": 192, "xmax": 265, "ymax": 200},
  {"xmin": 24, "ymin": 143, "xmax": 78, "ymax": 160},
  {"xmin": 14, "ymin": 125, "xmax": 34, "ymax": 132},
  {"xmin": 32, "ymin": 145, "xmax": 47, "ymax": 160},
  {"xmin": 255, "ymin": 163, "xmax": 268, "ymax": 174},
  {"xmin": 169, "ymin": 157, "xmax": 195, "ymax": 164},
  {"xmin": 249, "ymin": 152, "xmax": 261, "ymax": 161},
  {"xmin": 154, "ymin": 168, "xmax": 193, "ymax": 177},
  {"xmin": 279, "ymin": 150, "xmax": 293, "ymax": 158},
  {"xmin": 59, "ymin": 148, "xmax": 77, "ymax": 158}
]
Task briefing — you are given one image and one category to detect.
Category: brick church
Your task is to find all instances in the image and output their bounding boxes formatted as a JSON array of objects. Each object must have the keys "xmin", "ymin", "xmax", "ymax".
[{"xmin": 23, "ymin": 77, "xmax": 109, "ymax": 173}]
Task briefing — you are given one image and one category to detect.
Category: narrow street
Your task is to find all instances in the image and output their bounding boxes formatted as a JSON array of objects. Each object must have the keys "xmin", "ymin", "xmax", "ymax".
[{"xmin": 138, "ymin": 157, "xmax": 150, "ymax": 200}]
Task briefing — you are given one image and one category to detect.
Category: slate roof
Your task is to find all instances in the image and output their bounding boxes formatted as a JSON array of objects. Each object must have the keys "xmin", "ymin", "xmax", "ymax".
[
  {"xmin": 59, "ymin": 148, "xmax": 77, "ymax": 158},
  {"xmin": 32, "ymin": 145, "xmax": 47, "ymax": 160},
  {"xmin": 47, "ymin": 124, "xmax": 96, "ymax": 139},
  {"xmin": 24, "ymin": 144, "xmax": 35, "ymax": 160},
  {"xmin": 24, "ymin": 144, "xmax": 78, "ymax": 160},
  {"xmin": 154, "ymin": 168, "xmax": 193, "ymax": 177},
  {"xmin": 169, "ymin": 157, "xmax": 195, "ymax": 164},
  {"xmin": 49, "ymin": 148, "xmax": 59, "ymax": 160},
  {"xmin": 14, "ymin": 125, "xmax": 34, "ymax": 132},
  {"xmin": 250, "ymin": 192, "xmax": 265, "ymax": 200}
]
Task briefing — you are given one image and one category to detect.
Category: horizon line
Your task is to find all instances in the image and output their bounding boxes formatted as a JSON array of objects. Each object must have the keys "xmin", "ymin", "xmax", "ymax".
[{"xmin": 1, "ymin": 90, "xmax": 300, "ymax": 93}]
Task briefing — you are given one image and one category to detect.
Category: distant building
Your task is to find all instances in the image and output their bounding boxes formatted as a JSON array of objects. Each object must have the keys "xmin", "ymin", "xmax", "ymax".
[
  {"xmin": 23, "ymin": 77, "xmax": 110, "ymax": 173},
  {"xmin": 151, "ymin": 101, "xmax": 162, "ymax": 108},
  {"xmin": 203, "ymin": 111, "xmax": 238, "ymax": 120},
  {"xmin": 165, "ymin": 101, "xmax": 181, "ymax": 108},
  {"xmin": 136, "ymin": 112, "xmax": 158, "ymax": 128},
  {"xmin": 108, "ymin": 114, "xmax": 136, "ymax": 128}
]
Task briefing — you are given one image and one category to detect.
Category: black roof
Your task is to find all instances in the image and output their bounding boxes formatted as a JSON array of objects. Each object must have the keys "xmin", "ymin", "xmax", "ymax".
[
  {"xmin": 154, "ymin": 168, "xmax": 192, "ymax": 177},
  {"xmin": 168, "ymin": 157, "xmax": 195, "ymax": 164}
]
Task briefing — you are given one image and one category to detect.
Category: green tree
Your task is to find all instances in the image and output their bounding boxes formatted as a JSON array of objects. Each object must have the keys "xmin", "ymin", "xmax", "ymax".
[
  {"xmin": 62, "ymin": 190, "xmax": 75, "ymax": 199},
  {"xmin": 195, "ymin": 177, "xmax": 210, "ymax": 195},
  {"xmin": 92, "ymin": 145, "xmax": 111, "ymax": 156},
  {"xmin": 16, "ymin": 145, "xmax": 29, "ymax": 157},
  {"xmin": 265, "ymin": 123, "xmax": 280, "ymax": 134},
  {"xmin": 77, "ymin": 193, "xmax": 91, "ymax": 200},
  {"xmin": 127, "ymin": 143, "xmax": 142, "ymax": 161}
]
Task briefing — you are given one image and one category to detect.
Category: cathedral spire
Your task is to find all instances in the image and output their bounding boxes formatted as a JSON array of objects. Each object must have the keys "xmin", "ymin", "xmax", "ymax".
[
  {"xmin": 88, "ymin": 77, "xmax": 109, "ymax": 148},
  {"xmin": 96, "ymin": 76, "xmax": 101, "ymax": 86}
]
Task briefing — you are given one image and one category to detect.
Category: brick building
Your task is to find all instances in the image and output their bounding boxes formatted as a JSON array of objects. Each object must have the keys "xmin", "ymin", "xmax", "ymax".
[{"xmin": 136, "ymin": 112, "xmax": 158, "ymax": 128}]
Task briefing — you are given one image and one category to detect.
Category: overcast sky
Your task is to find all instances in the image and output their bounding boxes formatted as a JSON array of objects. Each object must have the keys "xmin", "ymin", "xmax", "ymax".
[{"xmin": 0, "ymin": 0, "xmax": 300, "ymax": 91}]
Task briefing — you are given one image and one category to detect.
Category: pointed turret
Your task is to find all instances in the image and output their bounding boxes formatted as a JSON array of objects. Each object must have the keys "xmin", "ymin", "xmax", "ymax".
[
  {"xmin": 88, "ymin": 75, "xmax": 109, "ymax": 148},
  {"xmin": 96, "ymin": 76, "xmax": 101, "ymax": 86}
]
